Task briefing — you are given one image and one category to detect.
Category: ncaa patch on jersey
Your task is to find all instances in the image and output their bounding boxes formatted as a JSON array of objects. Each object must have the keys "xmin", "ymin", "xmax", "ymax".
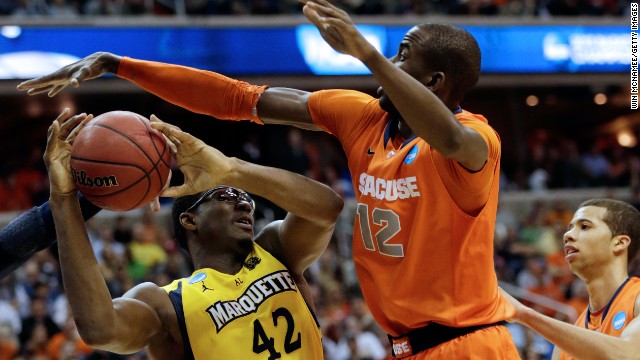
[
  {"xmin": 612, "ymin": 311, "xmax": 626, "ymax": 330},
  {"xmin": 404, "ymin": 145, "xmax": 419, "ymax": 165},
  {"xmin": 189, "ymin": 272, "xmax": 207, "ymax": 284}
]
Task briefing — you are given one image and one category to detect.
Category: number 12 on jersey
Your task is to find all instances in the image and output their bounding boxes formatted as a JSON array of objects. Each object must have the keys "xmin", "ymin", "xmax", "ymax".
[{"xmin": 356, "ymin": 203, "xmax": 404, "ymax": 257}]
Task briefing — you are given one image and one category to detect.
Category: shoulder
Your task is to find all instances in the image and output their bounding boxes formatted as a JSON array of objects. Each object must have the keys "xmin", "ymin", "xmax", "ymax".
[
  {"xmin": 123, "ymin": 282, "xmax": 173, "ymax": 311},
  {"xmin": 457, "ymin": 110, "xmax": 498, "ymax": 136}
]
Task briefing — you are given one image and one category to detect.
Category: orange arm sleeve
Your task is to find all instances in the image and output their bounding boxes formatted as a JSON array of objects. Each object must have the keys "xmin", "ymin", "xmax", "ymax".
[{"xmin": 117, "ymin": 57, "xmax": 268, "ymax": 124}]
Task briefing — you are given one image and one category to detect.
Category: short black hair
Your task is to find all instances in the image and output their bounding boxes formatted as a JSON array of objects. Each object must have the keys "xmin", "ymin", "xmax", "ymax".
[
  {"xmin": 171, "ymin": 191, "xmax": 206, "ymax": 251},
  {"xmin": 579, "ymin": 198, "xmax": 640, "ymax": 263},
  {"xmin": 415, "ymin": 24, "xmax": 481, "ymax": 101}
]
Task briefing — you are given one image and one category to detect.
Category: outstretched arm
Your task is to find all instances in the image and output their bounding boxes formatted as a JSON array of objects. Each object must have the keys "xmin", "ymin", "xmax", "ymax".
[
  {"xmin": 44, "ymin": 109, "xmax": 163, "ymax": 354},
  {"xmin": 502, "ymin": 289, "xmax": 640, "ymax": 360},
  {"xmin": 17, "ymin": 52, "xmax": 318, "ymax": 129},
  {"xmin": 301, "ymin": 0, "xmax": 488, "ymax": 171},
  {"xmin": 151, "ymin": 118, "xmax": 343, "ymax": 275}
]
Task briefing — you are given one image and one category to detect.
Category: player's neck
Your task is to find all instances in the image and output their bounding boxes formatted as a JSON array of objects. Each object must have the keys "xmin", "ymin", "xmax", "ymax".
[
  {"xmin": 585, "ymin": 266, "xmax": 629, "ymax": 311},
  {"xmin": 192, "ymin": 250, "xmax": 248, "ymax": 275},
  {"xmin": 396, "ymin": 119, "xmax": 413, "ymax": 139}
]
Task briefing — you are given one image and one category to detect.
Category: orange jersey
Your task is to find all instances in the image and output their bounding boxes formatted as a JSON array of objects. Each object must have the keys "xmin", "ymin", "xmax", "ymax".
[
  {"xmin": 559, "ymin": 277, "xmax": 640, "ymax": 360},
  {"xmin": 308, "ymin": 90, "xmax": 514, "ymax": 336}
]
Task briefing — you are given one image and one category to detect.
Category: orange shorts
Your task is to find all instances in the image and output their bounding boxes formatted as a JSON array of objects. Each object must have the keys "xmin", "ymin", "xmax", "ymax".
[{"xmin": 388, "ymin": 324, "xmax": 519, "ymax": 360}]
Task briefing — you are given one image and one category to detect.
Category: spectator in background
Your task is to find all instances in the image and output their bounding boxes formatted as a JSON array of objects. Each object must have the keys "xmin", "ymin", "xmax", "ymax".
[
  {"xmin": 0, "ymin": 322, "xmax": 19, "ymax": 360},
  {"xmin": 581, "ymin": 145, "xmax": 611, "ymax": 186},
  {"xmin": 46, "ymin": 315, "xmax": 93, "ymax": 360},
  {"xmin": 112, "ymin": 215, "xmax": 133, "ymax": 245},
  {"xmin": 19, "ymin": 297, "xmax": 59, "ymax": 349}
]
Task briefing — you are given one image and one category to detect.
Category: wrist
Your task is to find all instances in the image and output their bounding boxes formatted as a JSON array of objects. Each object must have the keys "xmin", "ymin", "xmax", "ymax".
[
  {"xmin": 218, "ymin": 157, "xmax": 241, "ymax": 185},
  {"xmin": 100, "ymin": 52, "xmax": 122, "ymax": 74},
  {"xmin": 49, "ymin": 190, "xmax": 78, "ymax": 200},
  {"xmin": 357, "ymin": 44, "xmax": 382, "ymax": 65}
]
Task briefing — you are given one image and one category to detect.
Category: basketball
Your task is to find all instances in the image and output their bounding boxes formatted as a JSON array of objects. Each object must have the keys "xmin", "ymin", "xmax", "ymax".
[{"xmin": 70, "ymin": 111, "xmax": 171, "ymax": 211}]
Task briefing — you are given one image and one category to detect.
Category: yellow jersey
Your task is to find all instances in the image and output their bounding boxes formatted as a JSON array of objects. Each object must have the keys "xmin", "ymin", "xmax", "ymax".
[{"xmin": 162, "ymin": 243, "xmax": 323, "ymax": 359}]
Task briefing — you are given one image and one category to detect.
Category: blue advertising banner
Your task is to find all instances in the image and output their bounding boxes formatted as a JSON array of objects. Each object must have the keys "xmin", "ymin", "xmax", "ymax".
[{"xmin": 0, "ymin": 23, "xmax": 630, "ymax": 79}]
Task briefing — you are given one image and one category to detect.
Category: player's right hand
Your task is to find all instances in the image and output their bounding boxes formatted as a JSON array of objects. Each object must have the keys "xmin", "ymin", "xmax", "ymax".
[
  {"xmin": 149, "ymin": 115, "xmax": 233, "ymax": 198},
  {"xmin": 17, "ymin": 52, "xmax": 122, "ymax": 97},
  {"xmin": 44, "ymin": 108, "xmax": 93, "ymax": 196}
]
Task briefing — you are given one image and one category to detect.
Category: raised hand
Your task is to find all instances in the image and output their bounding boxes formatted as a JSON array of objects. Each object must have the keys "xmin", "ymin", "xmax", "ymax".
[
  {"xmin": 16, "ymin": 52, "xmax": 121, "ymax": 97},
  {"xmin": 44, "ymin": 109, "xmax": 93, "ymax": 196},
  {"xmin": 149, "ymin": 115, "xmax": 233, "ymax": 198},
  {"xmin": 300, "ymin": 0, "xmax": 378, "ymax": 62}
]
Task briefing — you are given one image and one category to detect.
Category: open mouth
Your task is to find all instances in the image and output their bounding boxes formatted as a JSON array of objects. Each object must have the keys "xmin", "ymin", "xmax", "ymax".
[
  {"xmin": 235, "ymin": 215, "xmax": 253, "ymax": 228},
  {"xmin": 564, "ymin": 246, "xmax": 578, "ymax": 260}
]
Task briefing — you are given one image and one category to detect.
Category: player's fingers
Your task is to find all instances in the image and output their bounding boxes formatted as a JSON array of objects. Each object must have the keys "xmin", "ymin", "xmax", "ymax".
[
  {"xmin": 54, "ymin": 108, "xmax": 72, "ymax": 123},
  {"xmin": 149, "ymin": 114, "xmax": 164, "ymax": 123},
  {"xmin": 67, "ymin": 115, "xmax": 93, "ymax": 143},
  {"xmin": 149, "ymin": 197, "xmax": 161, "ymax": 212},
  {"xmin": 48, "ymin": 84, "xmax": 68, "ymax": 97},
  {"xmin": 302, "ymin": 3, "xmax": 320, "ymax": 19},
  {"xmin": 47, "ymin": 120, "xmax": 60, "ymax": 141},
  {"xmin": 26, "ymin": 86, "xmax": 56, "ymax": 96},
  {"xmin": 159, "ymin": 184, "xmax": 191, "ymax": 198},
  {"xmin": 150, "ymin": 118, "xmax": 180, "ymax": 133},
  {"xmin": 312, "ymin": 0, "xmax": 351, "ymax": 22},
  {"xmin": 45, "ymin": 120, "xmax": 61, "ymax": 155},
  {"xmin": 163, "ymin": 170, "xmax": 173, "ymax": 190},
  {"xmin": 72, "ymin": 66, "xmax": 92, "ymax": 85},
  {"xmin": 59, "ymin": 112, "xmax": 87, "ymax": 138},
  {"xmin": 16, "ymin": 77, "xmax": 51, "ymax": 91}
]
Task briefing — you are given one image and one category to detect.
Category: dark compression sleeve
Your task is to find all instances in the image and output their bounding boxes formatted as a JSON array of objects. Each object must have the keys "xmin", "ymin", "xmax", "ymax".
[{"xmin": 0, "ymin": 193, "xmax": 101, "ymax": 279}]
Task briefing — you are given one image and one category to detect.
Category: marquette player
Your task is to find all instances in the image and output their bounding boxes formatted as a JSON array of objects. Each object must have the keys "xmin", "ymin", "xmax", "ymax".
[
  {"xmin": 18, "ymin": 0, "xmax": 517, "ymax": 357},
  {"xmin": 44, "ymin": 112, "xmax": 343, "ymax": 359},
  {"xmin": 502, "ymin": 199, "xmax": 640, "ymax": 359}
]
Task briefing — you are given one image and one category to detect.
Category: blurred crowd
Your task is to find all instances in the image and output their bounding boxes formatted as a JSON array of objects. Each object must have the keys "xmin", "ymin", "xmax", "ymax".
[{"xmin": 0, "ymin": 0, "xmax": 631, "ymax": 17}]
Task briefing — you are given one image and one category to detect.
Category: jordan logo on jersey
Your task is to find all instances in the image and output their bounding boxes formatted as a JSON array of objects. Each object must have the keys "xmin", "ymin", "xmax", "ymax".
[
  {"xmin": 205, "ymin": 270, "xmax": 297, "ymax": 332},
  {"xmin": 243, "ymin": 256, "xmax": 261, "ymax": 270}
]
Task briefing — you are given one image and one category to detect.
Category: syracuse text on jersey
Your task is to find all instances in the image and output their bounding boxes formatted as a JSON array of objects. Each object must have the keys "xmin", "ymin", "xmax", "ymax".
[
  {"xmin": 205, "ymin": 270, "xmax": 297, "ymax": 331},
  {"xmin": 358, "ymin": 173, "xmax": 421, "ymax": 201}
]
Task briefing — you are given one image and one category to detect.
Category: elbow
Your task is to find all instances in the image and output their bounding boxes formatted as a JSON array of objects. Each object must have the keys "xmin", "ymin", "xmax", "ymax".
[
  {"xmin": 76, "ymin": 321, "xmax": 117, "ymax": 349},
  {"xmin": 437, "ymin": 132, "xmax": 464, "ymax": 158},
  {"xmin": 317, "ymin": 192, "xmax": 344, "ymax": 227},
  {"xmin": 328, "ymin": 193, "xmax": 344, "ymax": 222}
]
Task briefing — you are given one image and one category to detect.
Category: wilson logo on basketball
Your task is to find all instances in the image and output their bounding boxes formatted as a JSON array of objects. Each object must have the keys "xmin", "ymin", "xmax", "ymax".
[{"xmin": 72, "ymin": 168, "xmax": 120, "ymax": 188}]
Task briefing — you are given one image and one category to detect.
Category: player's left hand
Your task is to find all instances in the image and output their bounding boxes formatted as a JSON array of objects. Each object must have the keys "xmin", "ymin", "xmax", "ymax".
[
  {"xmin": 149, "ymin": 115, "xmax": 233, "ymax": 198},
  {"xmin": 44, "ymin": 108, "xmax": 93, "ymax": 196},
  {"xmin": 300, "ymin": 0, "xmax": 378, "ymax": 62}
]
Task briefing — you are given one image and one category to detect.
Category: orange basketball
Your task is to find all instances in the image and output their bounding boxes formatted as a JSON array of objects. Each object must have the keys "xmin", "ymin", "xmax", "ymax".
[{"xmin": 70, "ymin": 111, "xmax": 171, "ymax": 211}]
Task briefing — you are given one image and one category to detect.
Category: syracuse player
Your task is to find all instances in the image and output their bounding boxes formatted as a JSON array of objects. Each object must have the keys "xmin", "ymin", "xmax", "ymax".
[{"xmin": 502, "ymin": 199, "xmax": 640, "ymax": 359}]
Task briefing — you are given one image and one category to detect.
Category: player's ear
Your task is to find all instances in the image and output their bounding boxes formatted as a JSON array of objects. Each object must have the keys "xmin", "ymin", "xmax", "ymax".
[
  {"xmin": 180, "ymin": 212, "xmax": 197, "ymax": 231},
  {"xmin": 612, "ymin": 235, "xmax": 631, "ymax": 255},
  {"xmin": 424, "ymin": 72, "xmax": 444, "ymax": 91}
]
